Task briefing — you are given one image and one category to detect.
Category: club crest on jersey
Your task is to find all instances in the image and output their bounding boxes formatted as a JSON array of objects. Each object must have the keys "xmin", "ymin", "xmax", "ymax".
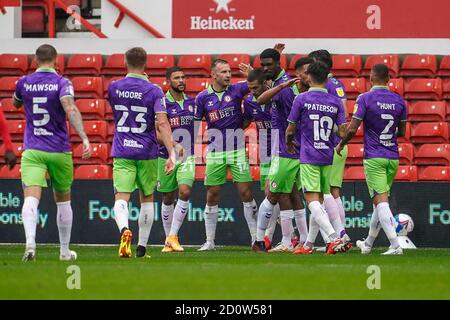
[
  {"xmin": 353, "ymin": 103, "xmax": 358, "ymax": 114},
  {"xmin": 336, "ymin": 88, "xmax": 345, "ymax": 97},
  {"xmin": 224, "ymin": 95, "xmax": 231, "ymax": 102}
]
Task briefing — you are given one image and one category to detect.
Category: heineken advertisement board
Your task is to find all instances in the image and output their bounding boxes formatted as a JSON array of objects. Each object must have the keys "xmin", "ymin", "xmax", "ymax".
[{"xmin": 0, "ymin": 180, "xmax": 449, "ymax": 247}]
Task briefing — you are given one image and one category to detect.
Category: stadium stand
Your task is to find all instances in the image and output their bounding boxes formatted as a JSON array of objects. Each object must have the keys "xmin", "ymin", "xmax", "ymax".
[
  {"xmin": 0, "ymin": 54, "xmax": 29, "ymax": 76},
  {"xmin": 362, "ymin": 54, "xmax": 400, "ymax": 78},
  {"xmin": 400, "ymin": 54, "xmax": 437, "ymax": 77},
  {"xmin": 65, "ymin": 54, "xmax": 103, "ymax": 76},
  {"xmin": 0, "ymin": 98, "xmax": 24, "ymax": 119},
  {"xmin": 0, "ymin": 76, "xmax": 20, "ymax": 99},
  {"xmin": 418, "ymin": 166, "xmax": 450, "ymax": 181},
  {"xmin": 331, "ymin": 54, "xmax": 362, "ymax": 77},
  {"xmin": 217, "ymin": 54, "xmax": 251, "ymax": 76},
  {"xmin": 177, "ymin": 54, "xmax": 212, "ymax": 77},
  {"xmin": 146, "ymin": 54, "xmax": 175, "ymax": 77}
]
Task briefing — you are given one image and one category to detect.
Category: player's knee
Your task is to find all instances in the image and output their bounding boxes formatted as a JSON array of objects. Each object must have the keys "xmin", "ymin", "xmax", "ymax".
[
  {"xmin": 162, "ymin": 193, "xmax": 175, "ymax": 205},
  {"xmin": 239, "ymin": 187, "xmax": 253, "ymax": 202},
  {"xmin": 178, "ymin": 186, "xmax": 191, "ymax": 201}
]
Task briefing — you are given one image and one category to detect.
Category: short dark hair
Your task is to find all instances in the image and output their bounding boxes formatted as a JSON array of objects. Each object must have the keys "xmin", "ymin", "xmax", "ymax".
[
  {"xmin": 294, "ymin": 57, "xmax": 314, "ymax": 71},
  {"xmin": 306, "ymin": 61, "xmax": 329, "ymax": 84},
  {"xmin": 371, "ymin": 63, "xmax": 390, "ymax": 82},
  {"xmin": 259, "ymin": 48, "xmax": 280, "ymax": 62},
  {"xmin": 35, "ymin": 44, "xmax": 57, "ymax": 64},
  {"xmin": 166, "ymin": 66, "xmax": 183, "ymax": 79},
  {"xmin": 211, "ymin": 58, "xmax": 228, "ymax": 70},
  {"xmin": 247, "ymin": 68, "xmax": 266, "ymax": 84},
  {"xmin": 308, "ymin": 49, "xmax": 332, "ymax": 71},
  {"xmin": 125, "ymin": 47, "xmax": 147, "ymax": 69}
]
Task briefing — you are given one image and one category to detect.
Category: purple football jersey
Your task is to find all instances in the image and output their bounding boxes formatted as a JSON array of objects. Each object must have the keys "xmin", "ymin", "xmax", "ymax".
[
  {"xmin": 159, "ymin": 91, "xmax": 195, "ymax": 159},
  {"xmin": 288, "ymin": 87, "xmax": 346, "ymax": 165},
  {"xmin": 243, "ymin": 95, "xmax": 273, "ymax": 163},
  {"xmin": 194, "ymin": 82, "xmax": 249, "ymax": 152},
  {"xmin": 14, "ymin": 68, "xmax": 72, "ymax": 153},
  {"xmin": 325, "ymin": 74, "xmax": 347, "ymax": 147},
  {"xmin": 108, "ymin": 73, "xmax": 166, "ymax": 160},
  {"xmin": 353, "ymin": 86, "xmax": 407, "ymax": 160}
]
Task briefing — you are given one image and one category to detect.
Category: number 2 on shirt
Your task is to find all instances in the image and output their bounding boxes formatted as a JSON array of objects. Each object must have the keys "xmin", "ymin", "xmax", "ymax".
[{"xmin": 114, "ymin": 105, "xmax": 147, "ymax": 133}]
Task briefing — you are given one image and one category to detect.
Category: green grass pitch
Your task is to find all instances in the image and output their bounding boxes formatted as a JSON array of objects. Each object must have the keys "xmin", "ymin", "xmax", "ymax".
[{"xmin": 1, "ymin": 245, "xmax": 449, "ymax": 300}]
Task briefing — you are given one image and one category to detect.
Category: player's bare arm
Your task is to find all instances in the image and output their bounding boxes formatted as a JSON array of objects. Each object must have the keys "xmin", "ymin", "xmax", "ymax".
[
  {"xmin": 60, "ymin": 96, "xmax": 91, "ymax": 159},
  {"xmin": 256, "ymin": 78, "xmax": 300, "ymax": 105},
  {"xmin": 336, "ymin": 118, "xmax": 361, "ymax": 155},
  {"xmin": 12, "ymin": 94, "xmax": 23, "ymax": 109},
  {"xmin": 397, "ymin": 120, "xmax": 407, "ymax": 137},
  {"xmin": 156, "ymin": 112, "xmax": 176, "ymax": 174},
  {"xmin": 285, "ymin": 122, "xmax": 297, "ymax": 154}
]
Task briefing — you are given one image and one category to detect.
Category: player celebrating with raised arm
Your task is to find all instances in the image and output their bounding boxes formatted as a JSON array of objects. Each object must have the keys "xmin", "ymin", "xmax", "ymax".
[
  {"xmin": 308, "ymin": 50, "xmax": 351, "ymax": 249},
  {"xmin": 286, "ymin": 61, "xmax": 346, "ymax": 255},
  {"xmin": 195, "ymin": 59, "xmax": 258, "ymax": 251},
  {"xmin": 108, "ymin": 47, "xmax": 175, "ymax": 258},
  {"xmin": 336, "ymin": 64, "xmax": 407, "ymax": 255},
  {"xmin": 158, "ymin": 67, "xmax": 195, "ymax": 253},
  {"xmin": 13, "ymin": 44, "xmax": 91, "ymax": 261}
]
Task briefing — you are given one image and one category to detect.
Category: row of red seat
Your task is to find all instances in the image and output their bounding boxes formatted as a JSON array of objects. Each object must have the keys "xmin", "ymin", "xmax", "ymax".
[
  {"xmin": 2, "ymin": 98, "xmax": 449, "ymax": 122},
  {"xmin": 1, "ymin": 164, "xmax": 448, "ymax": 181},
  {"xmin": 1, "ymin": 75, "xmax": 450, "ymax": 100},
  {"xmin": 1, "ymin": 53, "xmax": 450, "ymax": 78},
  {"xmin": 2, "ymin": 119, "xmax": 449, "ymax": 144}
]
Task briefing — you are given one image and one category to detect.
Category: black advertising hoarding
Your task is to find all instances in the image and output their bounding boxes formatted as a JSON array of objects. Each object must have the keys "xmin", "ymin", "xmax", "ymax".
[{"xmin": 0, "ymin": 180, "xmax": 449, "ymax": 247}]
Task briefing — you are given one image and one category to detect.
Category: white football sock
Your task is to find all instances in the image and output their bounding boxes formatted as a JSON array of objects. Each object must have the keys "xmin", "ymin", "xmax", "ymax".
[
  {"xmin": 309, "ymin": 201, "xmax": 338, "ymax": 241},
  {"xmin": 320, "ymin": 228, "xmax": 331, "ymax": 244},
  {"xmin": 114, "ymin": 199, "xmax": 129, "ymax": 232},
  {"xmin": 377, "ymin": 202, "xmax": 400, "ymax": 248},
  {"xmin": 256, "ymin": 198, "xmax": 274, "ymax": 241},
  {"xmin": 335, "ymin": 197, "xmax": 347, "ymax": 236},
  {"xmin": 169, "ymin": 199, "xmax": 189, "ymax": 236},
  {"xmin": 56, "ymin": 201, "xmax": 73, "ymax": 256},
  {"xmin": 293, "ymin": 209, "xmax": 308, "ymax": 243},
  {"xmin": 22, "ymin": 197, "xmax": 39, "ymax": 250},
  {"xmin": 243, "ymin": 200, "xmax": 258, "ymax": 244},
  {"xmin": 365, "ymin": 204, "xmax": 381, "ymax": 247},
  {"xmin": 138, "ymin": 202, "xmax": 154, "ymax": 247},
  {"xmin": 265, "ymin": 203, "xmax": 279, "ymax": 241},
  {"xmin": 324, "ymin": 194, "xmax": 345, "ymax": 237},
  {"xmin": 161, "ymin": 203, "xmax": 174, "ymax": 237},
  {"xmin": 204, "ymin": 205, "xmax": 218, "ymax": 242},
  {"xmin": 280, "ymin": 210, "xmax": 294, "ymax": 246},
  {"xmin": 305, "ymin": 212, "xmax": 320, "ymax": 249}
]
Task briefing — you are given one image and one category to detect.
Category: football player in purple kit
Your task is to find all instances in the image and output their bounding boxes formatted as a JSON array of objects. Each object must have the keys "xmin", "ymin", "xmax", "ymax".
[
  {"xmin": 336, "ymin": 64, "xmax": 407, "ymax": 255},
  {"xmin": 308, "ymin": 49, "xmax": 351, "ymax": 250},
  {"xmin": 158, "ymin": 67, "xmax": 195, "ymax": 253},
  {"xmin": 13, "ymin": 44, "xmax": 92, "ymax": 261},
  {"xmin": 195, "ymin": 59, "xmax": 258, "ymax": 251},
  {"xmin": 108, "ymin": 47, "xmax": 176, "ymax": 258},
  {"xmin": 286, "ymin": 61, "xmax": 347, "ymax": 255}
]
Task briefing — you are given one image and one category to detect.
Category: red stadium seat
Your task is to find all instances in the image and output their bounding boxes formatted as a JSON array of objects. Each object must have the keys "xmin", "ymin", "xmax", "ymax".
[
  {"xmin": 344, "ymin": 166, "xmax": 365, "ymax": 180},
  {"xmin": 0, "ymin": 143, "xmax": 24, "ymax": 163},
  {"xmin": 288, "ymin": 54, "xmax": 307, "ymax": 74},
  {"xmin": 74, "ymin": 165, "xmax": 112, "ymax": 179},
  {"xmin": 72, "ymin": 143, "xmax": 110, "ymax": 164},
  {"xmin": 75, "ymin": 99, "xmax": 106, "ymax": 120},
  {"xmin": 253, "ymin": 54, "xmax": 288, "ymax": 70},
  {"xmin": 105, "ymin": 100, "xmax": 113, "ymax": 120},
  {"xmin": 217, "ymin": 54, "xmax": 251, "ymax": 76},
  {"xmin": 400, "ymin": 54, "xmax": 437, "ymax": 77},
  {"xmin": 397, "ymin": 122, "xmax": 411, "ymax": 144},
  {"xmin": 346, "ymin": 100, "xmax": 356, "ymax": 120},
  {"xmin": 410, "ymin": 122, "xmax": 449, "ymax": 144},
  {"xmin": 246, "ymin": 143, "xmax": 259, "ymax": 165},
  {"xmin": 414, "ymin": 144, "xmax": 450, "ymax": 166},
  {"xmin": 0, "ymin": 98, "xmax": 24, "ymax": 119},
  {"xmin": 6, "ymin": 119, "xmax": 25, "ymax": 141},
  {"xmin": 447, "ymin": 101, "xmax": 450, "ymax": 121},
  {"xmin": 387, "ymin": 78, "xmax": 404, "ymax": 96},
  {"xmin": 71, "ymin": 76, "xmax": 103, "ymax": 98},
  {"xmin": 0, "ymin": 54, "xmax": 28, "ymax": 76},
  {"xmin": 0, "ymin": 164, "xmax": 21, "ymax": 179},
  {"xmin": 195, "ymin": 165, "xmax": 206, "ymax": 180},
  {"xmin": 398, "ymin": 143, "xmax": 414, "ymax": 165},
  {"xmin": 338, "ymin": 78, "xmax": 366, "ymax": 99},
  {"xmin": 102, "ymin": 76, "xmax": 122, "ymax": 97},
  {"xmin": 346, "ymin": 144, "xmax": 364, "ymax": 165},
  {"xmin": 331, "ymin": 55, "xmax": 362, "ymax": 77},
  {"xmin": 408, "ymin": 101, "xmax": 446, "ymax": 121},
  {"xmin": 0, "ymin": 76, "xmax": 20, "ymax": 99},
  {"xmin": 106, "ymin": 121, "xmax": 114, "ymax": 142},
  {"xmin": 65, "ymin": 54, "xmax": 103, "ymax": 76},
  {"xmin": 443, "ymin": 78, "xmax": 450, "ymax": 100},
  {"xmin": 29, "ymin": 55, "xmax": 65, "ymax": 74},
  {"xmin": 395, "ymin": 165, "xmax": 418, "ymax": 181},
  {"xmin": 418, "ymin": 166, "xmax": 450, "ymax": 181},
  {"xmin": 146, "ymin": 54, "xmax": 175, "ymax": 76},
  {"xmin": 251, "ymin": 165, "xmax": 260, "ymax": 180},
  {"xmin": 149, "ymin": 77, "xmax": 170, "ymax": 92},
  {"xmin": 22, "ymin": 6, "xmax": 45, "ymax": 34},
  {"xmin": 102, "ymin": 54, "xmax": 126, "ymax": 76},
  {"xmin": 404, "ymin": 78, "xmax": 442, "ymax": 100},
  {"xmin": 362, "ymin": 54, "xmax": 400, "ymax": 78},
  {"xmin": 177, "ymin": 54, "xmax": 212, "ymax": 77},
  {"xmin": 185, "ymin": 78, "xmax": 210, "ymax": 97},
  {"xmin": 437, "ymin": 55, "xmax": 450, "ymax": 77},
  {"xmin": 70, "ymin": 120, "xmax": 108, "ymax": 142}
]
